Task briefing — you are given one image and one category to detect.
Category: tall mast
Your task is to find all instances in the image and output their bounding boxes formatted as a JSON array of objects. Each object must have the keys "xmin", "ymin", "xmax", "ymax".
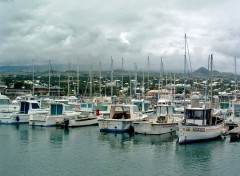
[
  {"xmin": 234, "ymin": 56, "xmax": 237, "ymax": 99},
  {"xmin": 99, "ymin": 61, "xmax": 102, "ymax": 96},
  {"xmin": 49, "ymin": 60, "xmax": 51, "ymax": 97},
  {"xmin": 174, "ymin": 72, "xmax": 176, "ymax": 102},
  {"xmin": 32, "ymin": 59, "xmax": 35, "ymax": 96},
  {"xmin": 90, "ymin": 65, "xmax": 93, "ymax": 98},
  {"xmin": 67, "ymin": 62, "xmax": 70, "ymax": 98},
  {"xmin": 111, "ymin": 57, "xmax": 113, "ymax": 97},
  {"xmin": 77, "ymin": 60, "xmax": 80, "ymax": 97},
  {"xmin": 142, "ymin": 71, "xmax": 145, "ymax": 98},
  {"xmin": 129, "ymin": 72, "xmax": 132, "ymax": 98},
  {"xmin": 122, "ymin": 58, "xmax": 124, "ymax": 90},
  {"xmin": 183, "ymin": 34, "xmax": 187, "ymax": 118},
  {"xmin": 158, "ymin": 61, "xmax": 161, "ymax": 100},
  {"xmin": 210, "ymin": 54, "xmax": 213, "ymax": 107},
  {"xmin": 134, "ymin": 63, "xmax": 137, "ymax": 97},
  {"xmin": 147, "ymin": 56, "xmax": 150, "ymax": 90},
  {"xmin": 58, "ymin": 73, "xmax": 61, "ymax": 97}
]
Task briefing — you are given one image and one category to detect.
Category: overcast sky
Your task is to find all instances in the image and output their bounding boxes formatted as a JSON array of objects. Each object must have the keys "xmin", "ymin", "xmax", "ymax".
[{"xmin": 0, "ymin": 0, "xmax": 239, "ymax": 72}]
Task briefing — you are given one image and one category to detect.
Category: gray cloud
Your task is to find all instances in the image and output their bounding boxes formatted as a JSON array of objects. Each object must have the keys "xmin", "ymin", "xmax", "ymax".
[{"xmin": 0, "ymin": 0, "xmax": 240, "ymax": 72}]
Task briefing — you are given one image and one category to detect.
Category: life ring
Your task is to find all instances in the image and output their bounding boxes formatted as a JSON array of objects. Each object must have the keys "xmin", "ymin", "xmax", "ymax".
[{"xmin": 16, "ymin": 116, "xmax": 20, "ymax": 122}]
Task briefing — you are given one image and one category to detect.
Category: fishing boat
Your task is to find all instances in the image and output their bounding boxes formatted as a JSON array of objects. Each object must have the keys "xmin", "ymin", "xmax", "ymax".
[
  {"xmin": 178, "ymin": 95, "xmax": 224, "ymax": 144},
  {"xmin": 133, "ymin": 102, "xmax": 182, "ymax": 135},
  {"xmin": 0, "ymin": 100, "xmax": 47, "ymax": 124},
  {"xmin": 98, "ymin": 104, "xmax": 147, "ymax": 132},
  {"xmin": 29, "ymin": 102, "xmax": 77, "ymax": 127}
]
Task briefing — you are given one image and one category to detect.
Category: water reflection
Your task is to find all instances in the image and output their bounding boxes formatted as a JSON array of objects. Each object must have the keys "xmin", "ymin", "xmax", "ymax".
[
  {"xmin": 98, "ymin": 132, "xmax": 133, "ymax": 149},
  {"xmin": 133, "ymin": 132, "xmax": 177, "ymax": 145},
  {"xmin": 175, "ymin": 140, "xmax": 225, "ymax": 176}
]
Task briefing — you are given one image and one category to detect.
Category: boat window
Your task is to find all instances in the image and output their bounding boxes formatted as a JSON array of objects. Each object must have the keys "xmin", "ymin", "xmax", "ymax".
[
  {"xmin": 234, "ymin": 104, "xmax": 240, "ymax": 117},
  {"xmin": 0, "ymin": 99, "xmax": 10, "ymax": 105},
  {"xmin": 32, "ymin": 103, "xmax": 40, "ymax": 109},
  {"xmin": 186, "ymin": 110, "xmax": 203, "ymax": 120},
  {"xmin": 81, "ymin": 104, "xmax": 87, "ymax": 108},
  {"xmin": 65, "ymin": 105, "xmax": 72, "ymax": 111},
  {"xmin": 160, "ymin": 107, "xmax": 167, "ymax": 114},
  {"xmin": 115, "ymin": 106, "xmax": 123, "ymax": 112},
  {"xmin": 144, "ymin": 103, "xmax": 149, "ymax": 111},
  {"xmin": 133, "ymin": 102, "xmax": 142, "ymax": 111},
  {"xmin": 88, "ymin": 103, "xmax": 93, "ymax": 108},
  {"xmin": 132, "ymin": 106, "xmax": 139, "ymax": 113}
]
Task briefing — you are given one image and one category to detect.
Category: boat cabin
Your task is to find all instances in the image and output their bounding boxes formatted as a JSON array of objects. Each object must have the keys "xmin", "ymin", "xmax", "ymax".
[
  {"xmin": 50, "ymin": 103, "xmax": 73, "ymax": 115},
  {"xmin": 19, "ymin": 100, "xmax": 41, "ymax": 114},
  {"xmin": 109, "ymin": 105, "xmax": 143, "ymax": 120},
  {"xmin": 185, "ymin": 108, "xmax": 223, "ymax": 125}
]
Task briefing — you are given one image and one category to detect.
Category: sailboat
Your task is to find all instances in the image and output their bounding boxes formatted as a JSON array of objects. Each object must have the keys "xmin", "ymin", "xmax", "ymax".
[{"xmin": 178, "ymin": 35, "xmax": 224, "ymax": 144}]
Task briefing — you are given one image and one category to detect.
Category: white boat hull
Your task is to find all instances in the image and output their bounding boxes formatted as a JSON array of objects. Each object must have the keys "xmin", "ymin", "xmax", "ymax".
[
  {"xmin": 178, "ymin": 122, "xmax": 224, "ymax": 144},
  {"xmin": 98, "ymin": 119, "xmax": 133, "ymax": 132},
  {"xmin": 133, "ymin": 121, "xmax": 178, "ymax": 135},
  {"xmin": 0, "ymin": 113, "xmax": 29, "ymax": 124},
  {"xmin": 68, "ymin": 118, "xmax": 98, "ymax": 127},
  {"xmin": 29, "ymin": 114, "xmax": 71, "ymax": 127}
]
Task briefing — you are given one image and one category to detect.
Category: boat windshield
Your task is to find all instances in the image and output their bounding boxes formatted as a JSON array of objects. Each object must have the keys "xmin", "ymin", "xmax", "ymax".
[
  {"xmin": 0, "ymin": 99, "xmax": 10, "ymax": 105},
  {"xmin": 32, "ymin": 103, "xmax": 40, "ymax": 109},
  {"xmin": 132, "ymin": 106, "xmax": 139, "ymax": 113}
]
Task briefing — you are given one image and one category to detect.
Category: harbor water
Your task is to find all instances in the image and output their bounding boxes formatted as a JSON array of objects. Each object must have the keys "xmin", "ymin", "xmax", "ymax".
[{"xmin": 0, "ymin": 124, "xmax": 240, "ymax": 176}]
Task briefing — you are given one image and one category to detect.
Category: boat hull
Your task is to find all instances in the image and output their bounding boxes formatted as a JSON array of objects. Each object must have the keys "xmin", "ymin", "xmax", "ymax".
[
  {"xmin": 0, "ymin": 113, "xmax": 29, "ymax": 124},
  {"xmin": 68, "ymin": 118, "xmax": 98, "ymax": 127},
  {"xmin": 98, "ymin": 119, "xmax": 133, "ymax": 132},
  {"xmin": 133, "ymin": 121, "xmax": 178, "ymax": 135},
  {"xmin": 29, "ymin": 114, "xmax": 69, "ymax": 127},
  {"xmin": 178, "ymin": 122, "xmax": 224, "ymax": 144}
]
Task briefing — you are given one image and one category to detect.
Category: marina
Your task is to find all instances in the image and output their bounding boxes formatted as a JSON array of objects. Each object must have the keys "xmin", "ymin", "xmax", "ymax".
[{"xmin": 1, "ymin": 124, "xmax": 240, "ymax": 176}]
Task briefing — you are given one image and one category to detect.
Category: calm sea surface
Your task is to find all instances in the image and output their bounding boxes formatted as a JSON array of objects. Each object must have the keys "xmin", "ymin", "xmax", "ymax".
[{"xmin": 0, "ymin": 124, "xmax": 239, "ymax": 176}]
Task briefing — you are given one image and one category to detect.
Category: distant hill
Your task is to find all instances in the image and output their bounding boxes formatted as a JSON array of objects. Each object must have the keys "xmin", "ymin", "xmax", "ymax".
[{"xmin": 193, "ymin": 67, "xmax": 234, "ymax": 77}]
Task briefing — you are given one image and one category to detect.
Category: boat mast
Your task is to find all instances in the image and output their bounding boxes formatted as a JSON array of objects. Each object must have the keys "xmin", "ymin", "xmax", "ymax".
[
  {"xmin": 77, "ymin": 60, "xmax": 80, "ymax": 97},
  {"xmin": 49, "ymin": 60, "xmax": 51, "ymax": 97},
  {"xmin": 158, "ymin": 60, "xmax": 161, "ymax": 100},
  {"xmin": 67, "ymin": 62, "xmax": 70, "ymax": 98},
  {"xmin": 99, "ymin": 61, "xmax": 102, "ymax": 96},
  {"xmin": 32, "ymin": 59, "xmax": 35, "ymax": 96},
  {"xmin": 134, "ymin": 63, "xmax": 137, "ymax": 97},
  {"xmin": 111, "ymin": 57, "xmax": 113, "ymax": 97},
  {"xmin": 142, "ymin": 71, "xmax": 145, "ymax": 99},
  {"xmin": 174, "ymin": 72, "xmax": 176, "ymax": 102},
  {"xmin": 122, "ymin": 58, "xmax": 124, "ymax": 91},
  {"xmin": 58, "ymin": 73, "xmax": 61, "ymax": 97},
  {"xmin": 148, "ymin": 56, "xmax": 150, "ymax": 90},
  {"xmin": 234, "ymin": 56, "xmax": 237, "ymax": 100},
  {"xmin": 129, "ymin": 72, "xmax": 132, "ymax": 99},
  {"xmin": 210, "ymin": 54, "xmax": 213, "ymax": 107},
  {"xmin": 183, "ymin": 34, "xmax": 187, "ymax": 118},
  {"xmin": 90, "ymin": 65, "xmax": 93, "ymax": 98}
]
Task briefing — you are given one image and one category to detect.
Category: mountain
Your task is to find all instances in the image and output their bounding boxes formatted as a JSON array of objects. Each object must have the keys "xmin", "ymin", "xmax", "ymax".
[{"xmin": 193, "ymin": 67, "xmax": 234, "ymax": 77}]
